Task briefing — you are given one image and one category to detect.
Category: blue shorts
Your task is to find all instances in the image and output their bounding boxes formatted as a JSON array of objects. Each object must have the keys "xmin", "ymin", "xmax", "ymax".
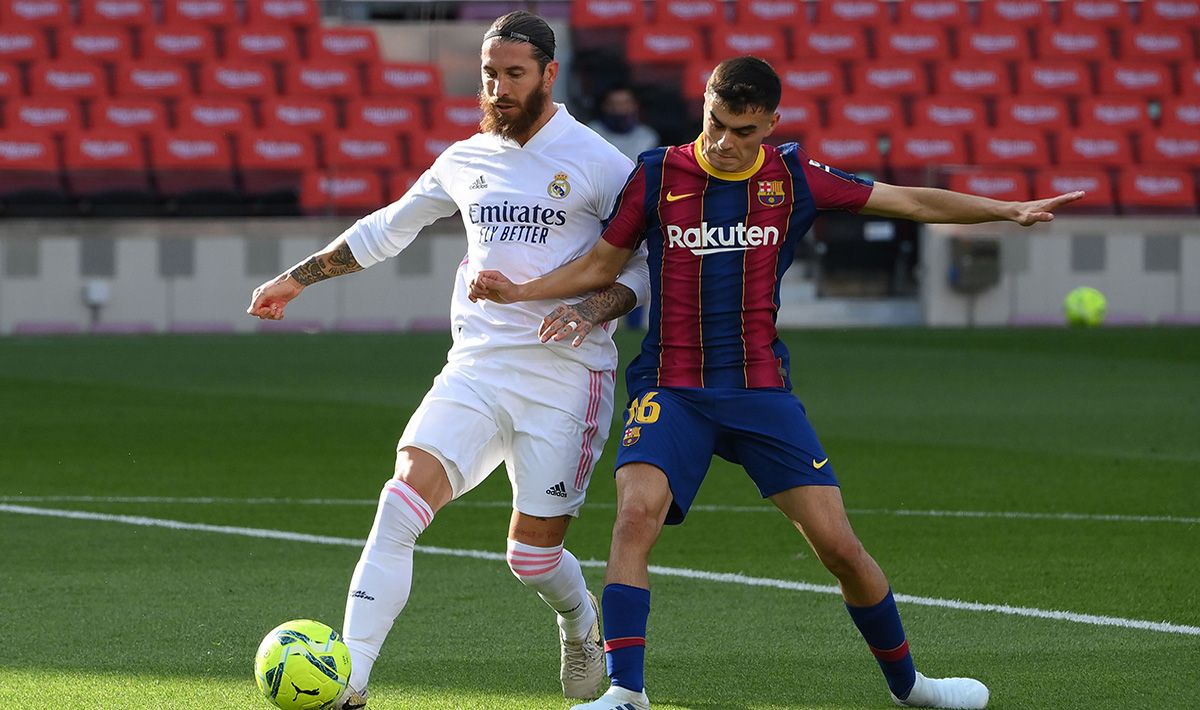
[{"xmin": 614, "ymin": 387, "xmax": 838, "ymax": 525}]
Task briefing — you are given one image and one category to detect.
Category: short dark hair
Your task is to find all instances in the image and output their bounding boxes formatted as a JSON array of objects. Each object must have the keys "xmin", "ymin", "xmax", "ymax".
[
  {"xmin": 706, "ymin": 56, "xmax": 781, "ymax": 114},
  {"xmin": 484, "ymin": 11, "xmax": 555, "ymax": 71}
]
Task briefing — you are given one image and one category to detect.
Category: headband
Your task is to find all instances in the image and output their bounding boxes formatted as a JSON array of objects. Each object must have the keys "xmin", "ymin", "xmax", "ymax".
[{"xmin": 483, "ymin": 29, "xmax": 554, "ymax": 60}]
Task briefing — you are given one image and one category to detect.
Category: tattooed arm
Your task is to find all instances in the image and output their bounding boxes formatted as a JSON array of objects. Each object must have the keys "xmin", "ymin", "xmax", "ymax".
[
  {"xmin": 246, "ymin": 236, "xmax": 363, "ymax": 320},
  {"xmin": 537, "ymin": 283, "xmax": 639, "ymax": 348}
]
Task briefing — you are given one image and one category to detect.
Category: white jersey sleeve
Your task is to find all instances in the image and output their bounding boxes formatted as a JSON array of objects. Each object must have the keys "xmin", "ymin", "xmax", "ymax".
[{"xmin": 342, "ymin": 159, "xmax": 458, "ymax": 268}]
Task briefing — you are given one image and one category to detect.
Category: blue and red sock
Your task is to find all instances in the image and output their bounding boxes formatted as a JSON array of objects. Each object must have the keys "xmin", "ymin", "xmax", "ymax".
[
  {"xmin": 845, "ymin": 589, "xmax": 916, "ymax": 699},
  {"xmin": 601, "ymin": 583, "xmax": 650, "ymax": 693}
]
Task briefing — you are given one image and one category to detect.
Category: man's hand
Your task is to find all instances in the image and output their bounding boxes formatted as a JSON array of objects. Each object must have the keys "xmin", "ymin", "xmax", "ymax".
[
  {"xmin": 1012, "ymin": 191, "xmax": 1086, "ymax": 226},
  {"xmin": 539, "ymin": 303, "xmax": 599, "ymax": 348},
  {"xmin": 247, "ymin": 274, "xmax": 303, "ymax": 320},
  {"xmin": 468, "ymin": 270, "xmax": 525, "ymax": 303}
]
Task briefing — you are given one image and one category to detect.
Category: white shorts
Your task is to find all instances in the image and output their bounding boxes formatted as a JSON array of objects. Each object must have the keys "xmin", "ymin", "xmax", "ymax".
[{"xmin": 397, "ymin": 347, "xmax": 615, "ymax": 518}]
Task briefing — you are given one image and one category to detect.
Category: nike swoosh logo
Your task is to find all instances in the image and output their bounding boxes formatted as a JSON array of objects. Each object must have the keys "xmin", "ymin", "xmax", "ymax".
[
  {"xmin": 665, "ymin": 191, "xmax": 695, "ymax": 202},
  {"xmin": 813, "ymin": 458, "xmax": 829, "ymax": 469}
]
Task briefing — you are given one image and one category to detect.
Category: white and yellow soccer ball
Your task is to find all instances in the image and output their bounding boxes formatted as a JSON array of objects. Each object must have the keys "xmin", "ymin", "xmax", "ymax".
[{"xmin": 254, "ymin": 619, "xmax": 351, "ymax": 710}]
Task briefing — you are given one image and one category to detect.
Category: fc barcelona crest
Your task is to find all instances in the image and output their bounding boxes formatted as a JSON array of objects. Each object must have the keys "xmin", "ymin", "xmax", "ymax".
[
  {"xmin": 547, "ymin": 171, "xmax": 571, "ymax": 199},
  {"xmin": 622, "ymin": 426, "xmax": 641, "ymax": 446},
  {"xmin": 757, "ymin": 179, "xmax": 785, "ymax": 207}
]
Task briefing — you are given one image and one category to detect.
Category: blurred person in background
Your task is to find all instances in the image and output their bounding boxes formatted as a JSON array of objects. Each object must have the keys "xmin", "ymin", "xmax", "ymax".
[{"xmin": 587, "ymin": 86, "xmax": 660, "ymax": 164}]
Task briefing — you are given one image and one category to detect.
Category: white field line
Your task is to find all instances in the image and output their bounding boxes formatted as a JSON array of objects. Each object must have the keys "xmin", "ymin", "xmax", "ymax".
[
  {"xmin": 2, "ymin": 503, "xmax": 1199, "ymax": 638},
  {"xmin": 1, "ymin": 495, "xmax": 1198, "ymax": 525}
]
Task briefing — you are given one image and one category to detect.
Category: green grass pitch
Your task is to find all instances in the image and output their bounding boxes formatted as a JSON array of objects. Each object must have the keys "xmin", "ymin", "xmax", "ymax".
[{"xmin": 1, "ymin": 328, "xmax": 1197, "ymax": 709}]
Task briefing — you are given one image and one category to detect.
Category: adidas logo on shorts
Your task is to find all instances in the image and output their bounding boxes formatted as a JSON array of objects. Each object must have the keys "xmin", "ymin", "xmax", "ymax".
[{"xmin": 545, "ymin": 481, "xmax": 568, "ymax": 498}]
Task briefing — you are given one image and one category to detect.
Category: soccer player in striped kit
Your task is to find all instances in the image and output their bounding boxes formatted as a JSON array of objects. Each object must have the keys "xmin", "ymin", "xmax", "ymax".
[
  {"xmin": 248, "ymin": 12, "xmax": 651, "ymax": 708},
  {"xmin": 470, "ymin": 56, "xmax": 1084, "ymax": 709}
]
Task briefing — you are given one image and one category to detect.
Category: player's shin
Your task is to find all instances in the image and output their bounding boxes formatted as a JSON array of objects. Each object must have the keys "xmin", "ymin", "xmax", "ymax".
[
  {"xmin": 845, "ymin": 588, "xmax": 917, "ymax": 699},
  {"xmin": 506, "ymin": 539, "xmax": 596, "ymax": 639},
  {"xmin": 601, "ymin": 583, "xmax": 650, "ymax": 693},
  {"xmin": 342, "ymin": 479, "xmax": 434, "ymax": 692}
]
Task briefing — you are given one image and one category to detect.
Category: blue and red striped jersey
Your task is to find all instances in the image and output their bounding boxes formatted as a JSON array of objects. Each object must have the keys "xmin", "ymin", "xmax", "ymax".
[{"xmin": 603, "ymin": 138, "xmax": 873, "ymax": 391}]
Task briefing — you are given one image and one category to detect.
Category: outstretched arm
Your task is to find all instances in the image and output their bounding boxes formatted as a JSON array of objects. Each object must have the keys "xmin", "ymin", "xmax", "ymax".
[
  {"xmin": 537, "ymin": 283, "xmax": 639, "ymax": 347},
  {"xmin": 468, "ymin": 239, "xmax": 635, "ymax": 304},
  {"xmin": 861, "ymin": 183, "xmax": 1086, "ymax": 226},
  {"xmin": 246, "ymin": 236, "xmax": 362, "ymax": 320}
]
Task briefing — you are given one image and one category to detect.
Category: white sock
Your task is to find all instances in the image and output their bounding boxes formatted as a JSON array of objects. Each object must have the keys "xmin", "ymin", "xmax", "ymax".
[
  {"xmin": 342, "ymin": 479, "xmax": 433, "ymax": 692},
  {"xmin": 506, "ymin": 539, "xmax": 597, "ymax": 641}
]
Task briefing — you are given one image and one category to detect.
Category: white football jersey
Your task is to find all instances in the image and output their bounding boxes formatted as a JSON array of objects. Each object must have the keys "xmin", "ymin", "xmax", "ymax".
[{"xmin": 343, "ymin": 103, "xmax": 650, "ymax": 371}]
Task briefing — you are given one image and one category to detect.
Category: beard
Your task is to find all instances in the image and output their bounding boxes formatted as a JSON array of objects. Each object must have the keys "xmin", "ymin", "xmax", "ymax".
[{"xmin": 479, "ymin": 83, "xmax": 548, "ymax": 140}]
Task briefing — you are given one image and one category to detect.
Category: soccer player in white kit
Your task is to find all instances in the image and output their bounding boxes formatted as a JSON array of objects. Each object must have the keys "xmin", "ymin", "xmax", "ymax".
[{"xmin": 246, "ymin": 12, "xmax": 650, "ymax": 708}]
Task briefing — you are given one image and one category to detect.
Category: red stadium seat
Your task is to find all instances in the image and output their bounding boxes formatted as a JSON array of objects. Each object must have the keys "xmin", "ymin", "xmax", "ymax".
[
  {"xmin": 1060, "ymin": 0, "xmax": 1129, "ymax": 27},
  {"xmin": 226, "ymin": 27, "xmax": 301, "ymax": 64},
  {"xmin": 946, "ymin": 170, "xmax": 1031, "ymax": 201},
  {"xmin": 0, "ymin": 27, "xmax": 48, "ymax": 62},
  {"xmin": 1056, "ymin": 128, "xmax": 1133, "ymax": 167},
  {"xmin": 1117, "ymin": 168, "xmax": 1196, "ymax": 211},
  {"xmin": 1017, "ymin": 61, "xmax": 1093, "ymax": 96},
  {"xmin": 150, "ymin": 128, "xmax": 237, "ymax": 195},
  {"xmin": 199, "ymin": 62, "xmax": 276, "ymax": 100},
  {"xmin": 1077, "ymin": 96, "xmax": 1152, "ymax": 129},
  {"xmin": 409, "ymin": 127, "xmax": 473, "ymax": 171},
  {"xmin": 935, "ymin": 61, "xmax": 1010, "ymax": 96},
  {"xmin": 79, "ymin": 0, "xmax": 153, "ymax": 27},
  {"xmin": 91, "ymin": 97, "xmax": 168, "ymax": 133},
  {"xmin": 1097, "ymin": 61, "xmax": 1172, "ymax": 97},
  {"xmin": 777, "ymin": 61, "xmax": 845, "ymax": 98},
  {"xmin": 1161, "ymin": 98, "xmax": 1200, "ymax": 130},
  {"xmin": 176, "ymin": 96, "xmax": 253, "ymax": 130},
  {"xmin": 1142, "ymin": 131, "xmax": 1200, "ymax": 167},
  {"xmin": 345, "ymin": 98, "xmax": 422, "ymax": 134},
  {"xmin": 245, "ymin": 0, "xmax": 318, "ymax": 27},
  {"xmin": 114, "ymin": 62, "xmax": 193, "ymax": 99},
  {"xmin": 853, "ymin": 61, "xmax": 926, "ymax": 96},
  {"xmin": 972, "ymin": 129, "xmax": 1049, "ymax": 167},
  {"xmin": 5, "ymin": 96, "xmax": 81, "ymax": 133},
  {"xmin": 912, "ymin": 96, "xmax": 986, "ymax": 130},
  {"xmin": 958, "ymin": 29, "xmax": 1030, "ymax": 61},
  {"xmin": 681, "ymin": 60, "xmax": 714, "ymax": 98},
  {"xmin": 366, "ymin": 63, "xmax": 442, "ymax": 98},
  {"xmin": 0, "ymin": 129, "xmax": 62, "ymax": 198},
  {"xmin": 58, "ymin": 28, "xmax": 132, "ymax": 64},
  {"xmin": 300, "ymin": 170, "xmax": 384, "ymax": 215},
  {"xmin": 802, "ymin": 129, "xmax": 883, "ymax": 174},
  {"xmin": 323, "ymin": 130, "xmax": 402, "ymax": 170},
  {"xmin": 889, "ymin": 128, "xmax": 969, "ymax": 174},
  {"xmin": 1120, "ymin": 27, "xmax": 1193, "ymax": 61},
  {"xmin": 0, "ymin": 64, "xmax": 21, "ymax": 98},
  {"xmin": 142, "ymin": 27, "xmax": 218, "ymax": 65},
  {"xmin": 236, "ymin": 129, "xmax": 317, "ymax": 196},
  {"xmin": 711, "ymin": 26, "xmax": 788, "ymax": 64},
  {"xmin": 827, "ymin": 96, "xmax": 902, "ymax": 129},
  {"xmin": 0, "ymin": 0, "xmax": 70, "ymax": 26},
  {"xmin": 163, "ymin": 0, "xmax": 237, "ymax": 28},
  {"xmin": 310, "ymin": 28, "xmax": 380, "ymax": 64},
  {"xmin": 260, "ymin": 96, "xmax": 337, "ymax": 134},
  {"xmin": 571, "ymin": 0, "xmax": 643, "ymax": 27},
  {"xmin": 654, "ymin": 0, "xmax": 724, "ymax": 26},
  {"xmin": 432, "ymin": 97, "xmax": 482, "ymax": 133},
  {"xmin": 737, "ymin": 0, "xmax": 806, "ymax": 25},
  {"xmin": 1037, "ymin": 27, "xmax": 1110, "ymax": 61},
  {"xmin": 794, "ymin": 27, "xmax": 866, "ymax": 60},
  {"xmin": 995, "ymin": 96, "xmax": 1070, "ymax": 129},
  {"xmin": 979, "ymin": 1, "xmax": 1047, "ymax": 28},
  {"xmin": 773, "ymin": 91, "xmax": 820, "ymax": 139},
  {"xmin": 626, "ymin": 26, "xmax": 704, "ymax": 66},
  {"xmin": 1036, "ymin": 169, "xmax": 1114, "ymax": 209},
  {"xmin": 815, "ymin": 0, "xmax": 885, "ymax": 26},
  {"xmin": 876, "ymin": 25, "xmax": 950, "ymax": 61},
  {"xmin": 387, "ymin": 170, "xmax": 421, "ymax": 200},
  {"xmin": 284, "ymin": 62, "xmax": 360, "ymax": 99},
  {"xmin": 1183, "ymin": 63, "xmax": 1200, "ymax": 95},
  {"xmin": 895, "ymin": 0, "xmax": 966, "ymax": 26},
  {"xmin": 1141, "ymin": 0, "xmax": 1200, "ymax": 25},
  {"xmin": 62, "ymin": 129, "xmax": 150, "ymax": 196},
  {"xmin": 30, "ymin": 62, "xmax": 107, "ymax": 99}
]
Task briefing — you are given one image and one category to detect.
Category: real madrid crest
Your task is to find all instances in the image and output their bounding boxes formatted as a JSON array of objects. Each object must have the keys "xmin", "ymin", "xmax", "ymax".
[
  {"xmin": 547, "ymin": 171, "xmax": 571, "ymax": 199},
  {"xmin": 622, "ymin": 426, "xmax": 641, "ymax": 447},
  {"xmin": 757, "ymin": 179, "xmax": 785, "ymax": 207}
]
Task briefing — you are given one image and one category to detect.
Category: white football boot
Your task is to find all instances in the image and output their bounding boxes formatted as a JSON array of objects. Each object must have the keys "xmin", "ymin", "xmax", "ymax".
[
  {"xmin": 569, "ymin": 684, "xmax": 650, "ymax": 710},
  {"xmin": 332, "ymin": 686, "xmax": 368, "ymax": 709},
  {"xmin": 561, "ymin": 591, "xmax": 606, "ymax": 699},
  {"xmin": 891, "ymin": 671, "xmax": 989, "ymax": 709}
]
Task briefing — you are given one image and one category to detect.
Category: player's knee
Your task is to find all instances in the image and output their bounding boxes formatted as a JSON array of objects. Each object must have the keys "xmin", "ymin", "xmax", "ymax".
[
  {"xmin": 611, "ymin": 504, "xmax": 662, "ymax": 548},
  {"xmin": 816, "ymin": 537, "xmax": 869, "ymax": 578}
]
